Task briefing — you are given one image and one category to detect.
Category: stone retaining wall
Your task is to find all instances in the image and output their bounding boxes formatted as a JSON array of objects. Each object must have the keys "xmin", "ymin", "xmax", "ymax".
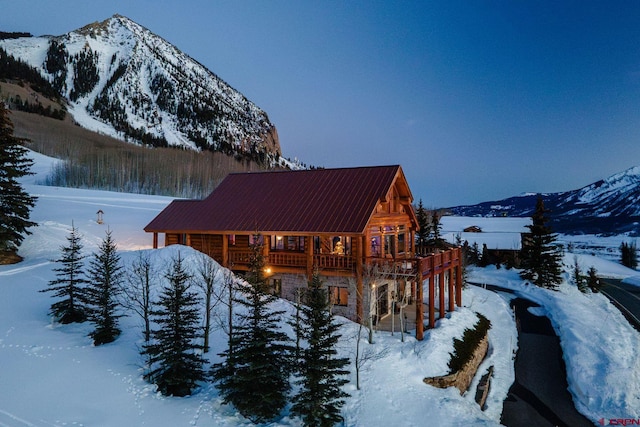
[{"xmin": 423, "ymin": 333, "xmax": 489, "ymax": 394}]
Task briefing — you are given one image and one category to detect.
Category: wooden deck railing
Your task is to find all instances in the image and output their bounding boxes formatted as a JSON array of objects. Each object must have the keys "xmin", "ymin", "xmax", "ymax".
[
  {"xmin": 228, "ymin": 250, "xmax": 251, "ymax": 266},
  {"xmin": 314, "ymin": 254, "xmax": 356, "ymax": 270},
  {"xmin": 228, "ymin": 248, "xmax": 460, "ymax": 277},
  {"xmin": 269, "ymin": 252, "xmax": 307, "ymax": 267},
  {"xmin": 419, "ymin": 248, "xmax": 461, "ymax": 277},
  {"xmin": 367, "ymin": 257, "xmax": 418, "ymax": 276},
  {"xmin": 227, "ymin": 251, "xmax": 356, "ymax": 271}
]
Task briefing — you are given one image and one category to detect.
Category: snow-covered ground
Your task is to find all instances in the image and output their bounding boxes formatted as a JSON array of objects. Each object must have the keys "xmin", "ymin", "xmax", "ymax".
[{"xmin": 0, "ymin": 151, "xmax": 638, "ymax": 426}]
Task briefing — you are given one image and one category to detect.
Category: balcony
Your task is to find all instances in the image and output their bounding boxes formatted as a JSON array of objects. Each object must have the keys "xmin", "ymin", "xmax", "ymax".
[{"xmin": 228, "ymin": 250, "xmax": 356, "ymax": 273}]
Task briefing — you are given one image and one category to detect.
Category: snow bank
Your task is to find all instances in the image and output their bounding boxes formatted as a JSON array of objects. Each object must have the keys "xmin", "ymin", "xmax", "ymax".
[
  {"xmin": 1, "ymin": 151, "xmax": 637, "ymax": 425},
  {"xmin": 0, "ymin": 152, "xmax": 514, "ymax": 426},
  {"xmin": 469, "ymin": 258, "xmax": 640, "ymax": 423}
]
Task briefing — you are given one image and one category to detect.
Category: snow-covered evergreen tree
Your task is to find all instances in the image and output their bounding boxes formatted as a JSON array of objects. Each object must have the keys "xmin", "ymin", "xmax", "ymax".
[
  {"xmin": 587, "ymin": 266, "xmax": 601, "ymax": 292},
  {"xmin": 0, "ymin": 102, "xmax": 37, "ymax": 262},
  {"xmin": 291, "ymin": 269, "xmax": 350, "ymax": 427},
  {"xmin": 143, "ymin": 253, "xmax": 206, "ymax": 396},
  {"xmin": 519, "ymin": 196, "xmax": 563, "ymax": 290},
  {"xmin": 428, "ymin": 209, "xmax": 446, "ymax": 248},
  {"xmin": 41, "ymin": 223, "xmax": 88, "ymax": 323},
  {"xmin": 86, "ymin": 229, "xmax": 123, "ymax": 345},
  {"xmin": 415, "ymin": 199, "xmax": 429, "ymax": 255},
  {"xmin": 211, "ymin": 234, "xmax": 292, "ymax": 423}
]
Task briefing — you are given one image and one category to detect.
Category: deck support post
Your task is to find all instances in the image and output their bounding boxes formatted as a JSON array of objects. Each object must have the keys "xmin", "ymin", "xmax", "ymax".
[
  {"xmin": 416, "ymin": 277, "xmax": 424, "ymax": 340},
  {"xmin": 429, "ymin": 274, "xmax": 435, "ymax": 329},
  {"xmin": 448, "ymin": 269, "xmax": 455, "ymax": 312}
]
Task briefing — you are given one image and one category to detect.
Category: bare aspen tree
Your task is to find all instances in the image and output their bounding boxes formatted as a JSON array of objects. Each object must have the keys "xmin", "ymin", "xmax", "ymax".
[
  {"xmin": 346, "ymin": 261, "xmax": 394, "ymax": 389},
  {"xmin": 195, "ymin": 252, "xmax": 223, "ymax": 353},
  {"xmin": 289, "ymin": 287, "xmax": 304, "ymax": 364},
  {"xmin": 213, "ymin": 265, "xmax": 239, "ymax": 358},
  {"xmin": 120, "ymin": 251, "xmax": 156, "ymax": 343},
  {"xmin": 352, "ymin": 321, "xmax": 389, "ymax": 391}
]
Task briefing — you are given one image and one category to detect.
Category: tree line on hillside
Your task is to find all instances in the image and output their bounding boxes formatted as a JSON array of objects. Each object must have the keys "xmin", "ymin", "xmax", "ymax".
[
  {"xmin": 0, "ymin": 47, "xmax": 60, "ymax": 99},
  {"xmin": 41, "ymin": 225, "xmax": 350, "ymax": 426},
  {"xmin": 0, "ymin": 32, "xmax": 32, "ymax": 40},
  {"xmin": 36, "ymin": 135, "xmax": 259, "ymax": 198},
  {"xmin": 0, "ymin": 46, "xmax": 67, "ymax": 120},
  {"xmin": 3, "ymin": 93, "xmax": 66, "ymax": 120}
]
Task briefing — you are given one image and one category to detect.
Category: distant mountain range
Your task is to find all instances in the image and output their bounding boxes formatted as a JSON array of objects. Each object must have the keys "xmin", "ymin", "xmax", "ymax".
[
  {"xmin": 449, "ymin": 166, "xmax": 640, "ymax": 236},
  {"xmin": 0, "ymin": 14, "xmax": 283, "ymax": 166}
]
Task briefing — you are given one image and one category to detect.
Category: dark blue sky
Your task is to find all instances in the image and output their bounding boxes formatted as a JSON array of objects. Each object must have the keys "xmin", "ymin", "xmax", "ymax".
[{"xmin": 3, "ymin": 1, "xmax": 640, "ymax": 206}]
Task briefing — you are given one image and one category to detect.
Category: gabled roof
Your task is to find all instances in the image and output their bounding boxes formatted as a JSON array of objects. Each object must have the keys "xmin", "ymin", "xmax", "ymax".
[{"xmin": 145, "ymin": 165, "xmax": 414, "ymax": 235}]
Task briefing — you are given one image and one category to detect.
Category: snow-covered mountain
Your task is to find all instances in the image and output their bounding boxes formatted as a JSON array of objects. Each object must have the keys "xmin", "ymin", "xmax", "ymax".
[
  {"xmin": 0, "ymin": 15, "xmax": 281, "ymax": 165},
  {"xmin": 450, "ymin": 166, "xmax": 640, "ymax": 235}
]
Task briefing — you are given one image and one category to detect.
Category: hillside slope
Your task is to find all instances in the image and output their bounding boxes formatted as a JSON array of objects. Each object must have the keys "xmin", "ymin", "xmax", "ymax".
[{"xmin": 0, "ymin": 14, "xmax": 282, "ymax": 166}]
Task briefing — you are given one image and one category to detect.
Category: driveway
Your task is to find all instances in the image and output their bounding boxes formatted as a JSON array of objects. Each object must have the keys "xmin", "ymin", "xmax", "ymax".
[
  {"xmin": 500, "ymin": 298, "xmax": 593, "ymax": 427},
  {"xmin": 600, "ymin": 278, "xmax": 640, "ymax": 330}
]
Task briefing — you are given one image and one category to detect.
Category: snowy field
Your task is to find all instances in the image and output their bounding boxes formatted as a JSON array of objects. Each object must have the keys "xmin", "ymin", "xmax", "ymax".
[{"xmin": 0, "ymin": 151, "xmax": 638, "ymax": 426}]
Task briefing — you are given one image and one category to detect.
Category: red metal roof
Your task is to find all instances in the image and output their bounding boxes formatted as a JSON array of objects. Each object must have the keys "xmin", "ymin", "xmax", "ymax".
[{"xmin": 145, "ymin": 165, "xmax": 413, "ymax": 235}]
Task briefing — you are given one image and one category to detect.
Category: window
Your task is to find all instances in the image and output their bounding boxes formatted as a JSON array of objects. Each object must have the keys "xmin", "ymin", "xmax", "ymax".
[
  {"xmin": 370, "ymin": 236, "xmax": 381, "ymax": 257},
  {"xmin": 287, "ymin": 236, "xmax": 305, "ymax": 251},
  {"xmin": 331, "ymin": 236, "xmax": 351, "ymax": 255},
  {"xmin": 271, "ymin": 235, "xmax": 305, "ymax": 251},
  {"xmin": 398, "ymin": 232, "xmax": 405, "ymax": 254},
  {"xmin": 228, "ymin": 234, "xmax": 236, "ymax": 246},
  {"xmin": 384, "ymin": 234, "xmax": 395, "ymax": 258},
  {"xmin": 329, "ymin": 286, "xmax": 349, "ymax": 306},
  {"xmin": 272, "ymin": 235, "xmax": 284, "ymax": 250}
]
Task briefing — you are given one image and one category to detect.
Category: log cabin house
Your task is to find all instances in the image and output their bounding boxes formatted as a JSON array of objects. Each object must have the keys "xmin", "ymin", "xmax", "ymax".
[{"xmin": 144, "ymin": 165, "xmax": 462, "ymax": 340}]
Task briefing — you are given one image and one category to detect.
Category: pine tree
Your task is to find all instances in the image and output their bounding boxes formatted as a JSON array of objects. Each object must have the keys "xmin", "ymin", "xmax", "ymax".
[
  {"xmin": 415, "ymin": 199, "xmax": 429, "ymax": 255},
  {"xmin": 85, "ymin": 229, "xmax": 123, "ymax": 345},
  {"xmin": 291, "ymin": 269, "xmax": 350, "ymax": 427},
  {"xmin": 519, "ymin": 196, "xmax": 563, "ymax": 290},
  {"xmin": 620, "ymin": 241, "xmax": 638, "ymax": 269},
  {"xmin": 479, "ymin": 243, "xmax": 491, "ymax": 267},
  {"xmin": 572, "ymin": 256, "xmax": 588, "ymax": 293},
  {"xmin": 40, "ymin": 223, "xmax": 88, "ymax": 323},
  {"xmin": 211, "ymin": 234, "xmax": 292, "ymax": 423},
  {"xmin": 587, "ymin": 266, "xmax": 601, "ymax": 292},
  {"xmin": 143, "ymin": 253, "xmax": 206, "ymax": 396},
  {"xmin": 0, "ymin": 102, "xmax": 37, "ymax": 262},
  {"xmin": 428, "ymin": 209, "xmax": 446, "ymax": 249}
]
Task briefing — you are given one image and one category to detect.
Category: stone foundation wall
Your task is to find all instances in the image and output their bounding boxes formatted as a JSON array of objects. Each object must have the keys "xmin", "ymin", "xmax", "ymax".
[
  {"xmin": 424, "ymin": 334, "xmax": 489, "ymax": 394},
  {"xmin": 277, "ymin": 273, "xmax": 356, "ymax": 321}
]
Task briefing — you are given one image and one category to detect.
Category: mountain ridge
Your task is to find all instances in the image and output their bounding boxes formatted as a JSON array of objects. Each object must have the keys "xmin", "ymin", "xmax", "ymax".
[
  {"xmin": 449, "ymin": 165, "xmax": 640, "ymax": 235},
  {"xmin": 0, "ymin": 14, "xmax": 284, "ymax": 166}
]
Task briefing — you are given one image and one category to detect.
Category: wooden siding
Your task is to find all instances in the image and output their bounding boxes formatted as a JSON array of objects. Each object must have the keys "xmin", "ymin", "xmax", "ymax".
[{"xmin": 190, "ymin": 234, "xmax": 223, "ymax": 260}]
